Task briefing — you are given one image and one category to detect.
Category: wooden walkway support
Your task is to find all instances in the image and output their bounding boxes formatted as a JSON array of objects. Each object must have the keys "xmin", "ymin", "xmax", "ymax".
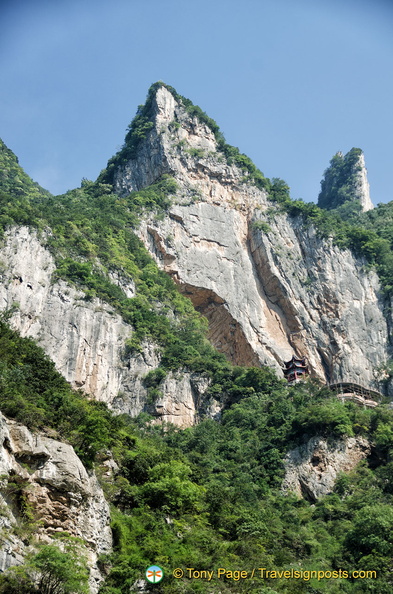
[{"xmin": 329, "ymin": 382, "xmax": 383, "ymax": 408}]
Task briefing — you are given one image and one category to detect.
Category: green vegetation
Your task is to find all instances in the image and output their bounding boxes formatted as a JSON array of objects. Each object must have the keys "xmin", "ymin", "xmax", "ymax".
[
  {"xmin": 97, "ymin": 83, "xmax": 393, "ymax": 294},
  {"xmin": 263, "ymin": 178, "xmax": 393, "ymax": 295},
  {"xmin": 0, "ymin": 165, "xmax": 230, "ymax": 369},
  {"xmin": 0, "ymin": 538, "xmax": 89, "ymax": 594},
  {"xmin": 1, "ymin": 323, "xmax": 393, "ymax": 592},
  {"xmin": 185, "ymin": 147, "xmax": 205, "ymax": 158},
  {"xmin": 317, "ymin": 148, "xmax": 363, "ymax": 210},
  {"xmin": 0, "ymin": 138, "xmax": 50, "ymax": 201},
  {"xmin": 252, "ymin": 220, "xmax": 272, "ymax": 233},
  {"xmin": 0, "ymin": 317, "xmax": 122, "ymax": 466}
]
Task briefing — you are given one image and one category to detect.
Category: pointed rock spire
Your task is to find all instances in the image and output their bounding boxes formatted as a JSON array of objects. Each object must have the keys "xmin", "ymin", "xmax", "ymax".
[{"xmin": 318, "ymin": 148, "xmax": 374, "ymax": 212}]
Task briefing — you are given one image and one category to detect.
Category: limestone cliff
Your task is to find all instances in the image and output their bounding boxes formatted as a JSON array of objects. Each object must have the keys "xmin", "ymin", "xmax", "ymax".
[
  {"xmin": 0, "ymin": 412, "xmax": 111, "ymax": 592},
  {"xmin": 0, "ymin": 226, "xmax": 214, "ymax": 427},
  {"xmin": 110, "ymin": 85, "xmax": 391, "ymax": 394},
  {"xmin": 0, "ymin": 85, "xmax": 390, "ymax": 415},
  {"xmin": 282, "ymin": 435, "xmax": 370, "ymax": 501}
]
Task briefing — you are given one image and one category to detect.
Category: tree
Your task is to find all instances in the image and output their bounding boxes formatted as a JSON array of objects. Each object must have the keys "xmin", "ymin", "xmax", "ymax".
[
  {"xmin": 345, "ymin": 504, "xmax": 393, "ymax": 570},
  {"xmin": 139, "ymin": 461, "xmax": 205, "ymax": 513},
  {"xmin": 0, "ymin": 539, "xmax": 89, "ymax": 594}
]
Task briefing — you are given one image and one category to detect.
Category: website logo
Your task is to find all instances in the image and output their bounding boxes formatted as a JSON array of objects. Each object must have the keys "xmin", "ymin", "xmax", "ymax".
[{"xmin": 146, "ymin": 565, "xmax": 164, "ymax": 584}]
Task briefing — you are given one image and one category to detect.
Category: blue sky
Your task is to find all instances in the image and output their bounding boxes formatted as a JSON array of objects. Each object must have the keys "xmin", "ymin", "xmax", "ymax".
[{"xmin": 1, "ymin": 0, "xmax": 392, "ymax": 205}]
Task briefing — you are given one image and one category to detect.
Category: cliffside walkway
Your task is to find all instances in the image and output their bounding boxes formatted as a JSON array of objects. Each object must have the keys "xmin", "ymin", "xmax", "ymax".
[{"xmin": 329, "ymin": 382, "xmax": 383, "ymax": 408}]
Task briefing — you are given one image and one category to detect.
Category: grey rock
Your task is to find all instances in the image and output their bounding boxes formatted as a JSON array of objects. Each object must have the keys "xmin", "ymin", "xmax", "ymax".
[
  {"xmin": 115, "ymin": 85, "xmax": 391, "ymax": 394},
  {"xmin": 138, "ymin": 203, "xmax": 390, "ymax": 393},
  {"xmin": 0, "ymin": 413, "xmax": 111, "ymax": 592},
  {"xmin": 354, "ymin": 152, "xmax": 374, "ymax": 212},
  {"xmin": 148, "ymin": 371, "xmax": 212, "ymax": 426},
  {"xmin": 0, "ymin": 226, "xmax": 214, "ymax": 427},
  {"xmin": 317, "ymin": 149, "xmax": 374, "ymax": 212},
  {"xmin": 282, "ymin": 436, "xmax": 371, "ymax": 501}
]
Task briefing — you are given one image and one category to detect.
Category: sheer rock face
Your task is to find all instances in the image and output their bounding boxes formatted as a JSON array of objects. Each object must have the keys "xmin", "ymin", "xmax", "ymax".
[
  {"xmin": 248, "ymin": 216, "xmax": 388, "ymax": 387},
  {"xmin": 0, "ymin": 226, "xmax": 130, "ymax": 403},
  {"xmin": 139, "ymin": 201, "xmax": 389, "ymax": 390},
  {"xmin": 354, "ymin": 152, "xmax": 374, "ymax": 212},
  {"xmin": 0, "ymin": 412, "xmax": 111, "ymax": 592},
  {"xmin": 152, "ymin": 372, "xmax": 216, "ymax": 426},
  {"xmin": 0, "ymin": 226, "xmax": 213, "ymax": 427},
  {"xmin": 116, "ymin": 85, "xmax": 391, "ymax": 393},
  {"xmin": 282, "ymin": 436, "xmax": 371, "ymax": 501}
]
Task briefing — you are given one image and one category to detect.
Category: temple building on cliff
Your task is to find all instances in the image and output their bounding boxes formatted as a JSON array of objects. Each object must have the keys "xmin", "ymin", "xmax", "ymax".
[{"xmin": 283, "ymin": 356, "xmax": 309, "ymax": 383}]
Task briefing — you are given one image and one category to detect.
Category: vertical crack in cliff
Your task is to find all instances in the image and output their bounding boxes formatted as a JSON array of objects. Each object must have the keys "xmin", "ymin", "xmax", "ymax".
[
  {"xmin": 248, "ymin": 225, "xmax": 335, "ymax": 382},
  {"xmin": 144, "ymin": 219, "xmax": 261, "ymax": 367},
  {"xmin": 317, "ymin": 347, "xmax": 333, "ymax": 383},
  {"xmin": 247, "ymin": 226, "xmax": 305, "ymax": 360}
]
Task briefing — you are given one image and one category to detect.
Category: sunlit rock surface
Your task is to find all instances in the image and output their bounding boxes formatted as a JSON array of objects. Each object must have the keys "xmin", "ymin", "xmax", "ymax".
[
  {"xmin": 115, "ymin": 85, "xmax": 391, "ymax": 394},
  {"xmin": 0, "ymin": 412, "xmax": 111, "ymax": 592},
  {"xmin": 282, "ymin": 436, "xmax": 371, "ymax": 501},
  {"xmin": 0, "ymin": 226, "xmax": 215, "ymax": 426}
]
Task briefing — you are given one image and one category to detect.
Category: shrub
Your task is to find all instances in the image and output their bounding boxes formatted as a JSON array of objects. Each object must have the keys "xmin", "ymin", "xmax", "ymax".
[
  {"xmin": 252, "ymin": 221, "xmax": 271, "ymax": 233},
  {"xmin": 0, "ymin": 539, "xmax": 89, "ymax": 594}
]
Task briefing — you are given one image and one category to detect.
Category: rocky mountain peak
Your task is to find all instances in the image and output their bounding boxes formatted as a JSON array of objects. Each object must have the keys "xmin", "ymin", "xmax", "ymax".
[
  {"xmin": 317, "ymin": 147, "xmax": 374, "ymax": 213},
  {"xmin": 106, "ymin": 87, "xmax": 390, "ymax": 394},
  {"xmin": 1, "ymin": 82, "xmax": 393, "ymax": 593},
  {"xmin": 101, "ymin": 82, "xmax": 270, "ymax": 214}
]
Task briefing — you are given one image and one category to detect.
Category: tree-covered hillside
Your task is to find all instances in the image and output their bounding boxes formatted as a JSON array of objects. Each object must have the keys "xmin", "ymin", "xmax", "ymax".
[
  {"xmin": 0, "ymin": 321, "xmax": 393, "ymax": 594},
  {"xmin": 1, "ymin": 318, "xmax": 393, "ymax": 593},
  {"xmin": 0, "ymin": 138, "xmax": 50, "ymax": 201}
]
